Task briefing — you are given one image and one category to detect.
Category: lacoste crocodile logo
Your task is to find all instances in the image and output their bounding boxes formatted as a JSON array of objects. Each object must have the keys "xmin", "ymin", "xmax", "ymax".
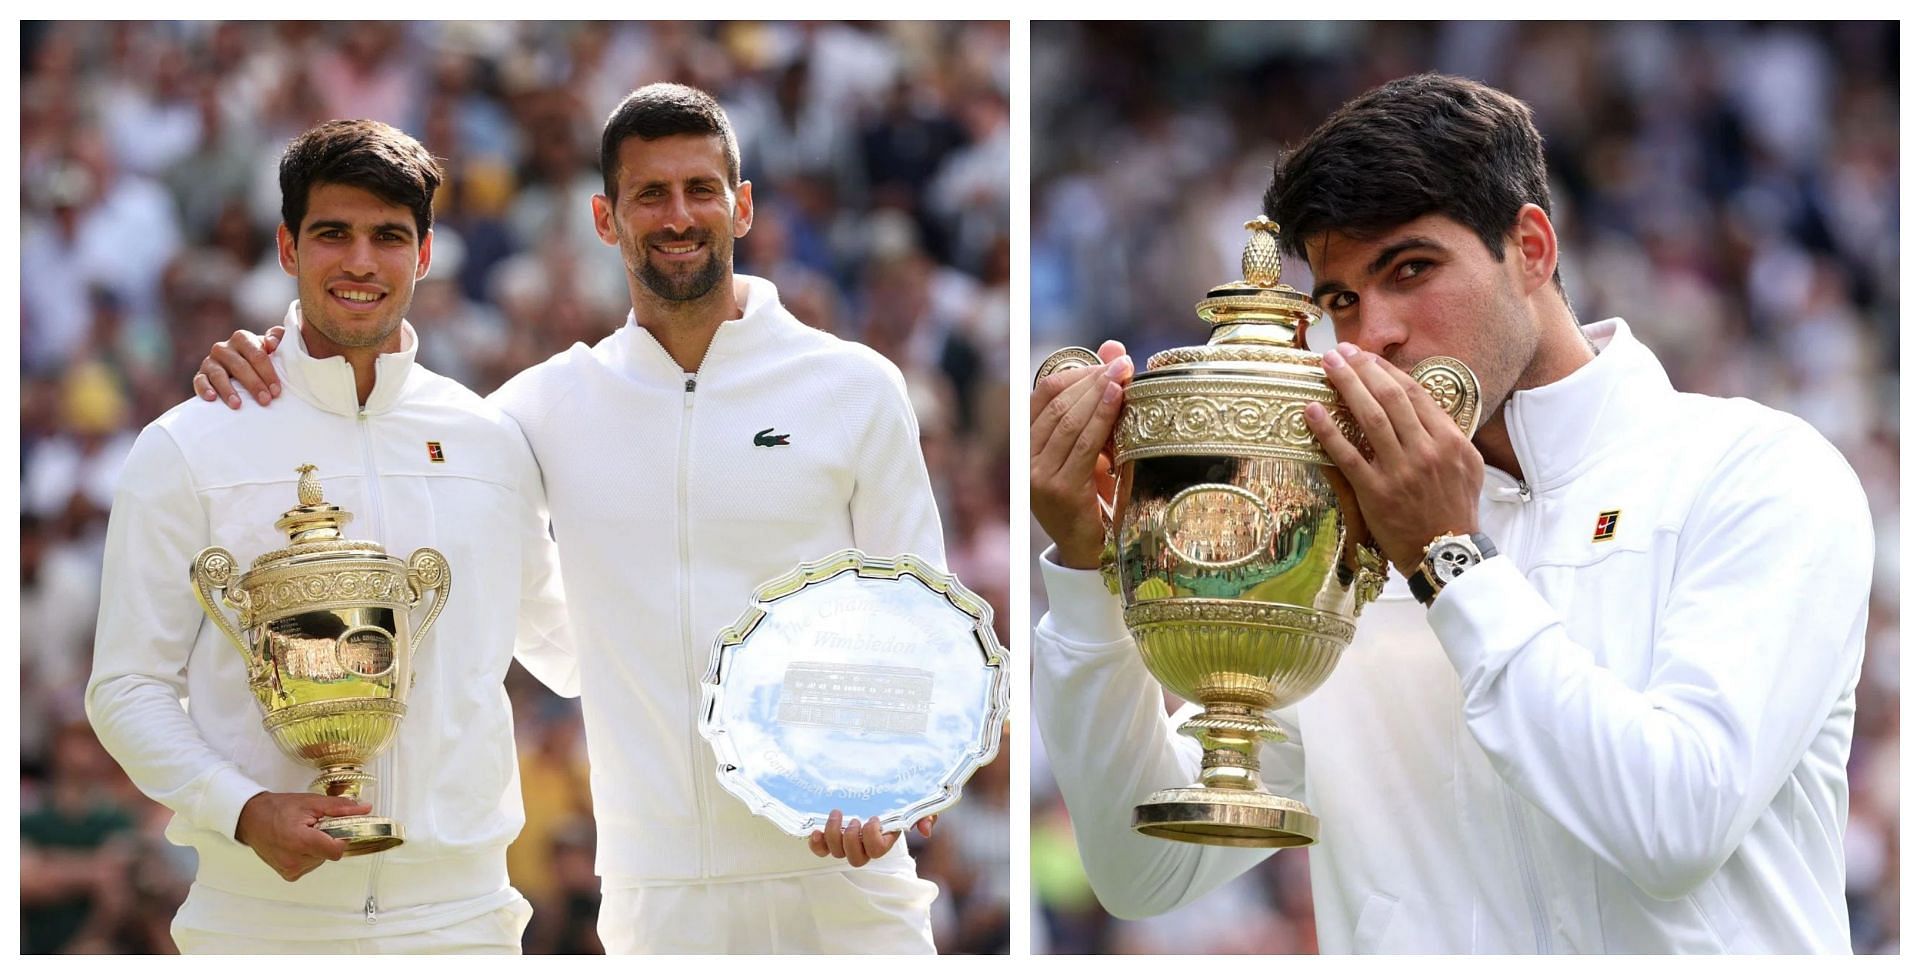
[{"xmin": 754, "ymin": 428, "xmax": 791, "ymax": 448}]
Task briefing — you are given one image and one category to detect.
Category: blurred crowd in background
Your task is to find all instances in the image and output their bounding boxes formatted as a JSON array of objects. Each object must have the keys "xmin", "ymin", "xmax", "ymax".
[
  {"xmin": 1031, "ymin": 22, "xmax": 1898, "ymax": 954},
  {"xmin": 19, "ymin": 20, "xmax": 1009, "ymax": 954}
]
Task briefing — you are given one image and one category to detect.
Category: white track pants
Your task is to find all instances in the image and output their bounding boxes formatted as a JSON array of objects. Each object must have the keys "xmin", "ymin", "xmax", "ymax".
[{"xmin": 598, "ymin": 865, "xmax": 938, "ymax": 954}]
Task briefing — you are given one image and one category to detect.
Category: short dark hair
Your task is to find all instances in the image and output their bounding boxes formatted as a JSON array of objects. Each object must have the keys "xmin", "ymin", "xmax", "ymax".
[
  {"xmin": 279, "ymin": 119, "xmax": 444, "ymax": 240},
  {"xmin": 1263, "ymin": 73, "xmax": 1559, "ymax": 287},
  {"xmin": 600, "ymin": 83, "xmax": 740, "ymax": 199}
]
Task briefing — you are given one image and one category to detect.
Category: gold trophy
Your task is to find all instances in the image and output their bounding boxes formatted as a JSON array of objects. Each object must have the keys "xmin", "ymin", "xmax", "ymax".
[
  {"xmin": 190, "ymin": 465, "xmax": 449, "ymax": 855},
  {"xmin": 1036, "ymin": 217, "xmax": 1480, "ymax": 847}
]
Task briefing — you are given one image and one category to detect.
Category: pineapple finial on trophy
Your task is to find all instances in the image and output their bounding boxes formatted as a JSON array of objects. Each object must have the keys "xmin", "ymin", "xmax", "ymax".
[
  {"xmin": 296, "ymin": 464, "xmax": 325, "ymax": 507},
  {"xmin": 1193, "ymin": 215, "xmax": 1320, "ymax": 346},
  {"xmin": 1241, "ymin": 215, "xmax": 1284, "ymax": 288},
  {"xmin": 274, "ymin": 463, "xmax": 353, "ymax": 545}
]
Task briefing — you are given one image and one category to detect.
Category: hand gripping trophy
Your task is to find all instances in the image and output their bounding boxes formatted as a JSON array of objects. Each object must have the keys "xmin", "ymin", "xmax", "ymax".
[
  {"xmin": 1035, "ymin": 217, "xmax": 1480, "ymax": 847},
  {"xmin": 190, "ymin": 465, "xmax": 449, "ymax": 855}
]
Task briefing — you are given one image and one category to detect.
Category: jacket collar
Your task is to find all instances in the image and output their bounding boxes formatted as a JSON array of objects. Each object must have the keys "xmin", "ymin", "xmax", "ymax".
[
  {"xmin": 602, "ymin": 274, "xmax": 784, "ymax": 381},
  {"xmin": 277, "ymin": 300, "xmax": 420, "ymax": 416},
  {"xmin": 1502, "ymin": 318, "xmax": 1673, "ymax": 492}
]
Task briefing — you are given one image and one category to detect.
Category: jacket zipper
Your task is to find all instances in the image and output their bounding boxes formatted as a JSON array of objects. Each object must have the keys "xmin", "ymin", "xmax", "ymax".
[
  {"xmin": 358, "ymin": 410, "xmax": 387, "ymax": 924},
  {"xmin": 1493, "ymin": 407, "xmax": 1549, "ymax": 951},
  {"xmin": 677, "ymin": 373, "xmax": 713, "ymax": 879},
  {"xmin": 1512, "ymin": 478, "xmax": 1547, "ymax": 950},
  {"xmin": 1486, "ymin": 468, "xmax": 1549, "ymax": 948}
]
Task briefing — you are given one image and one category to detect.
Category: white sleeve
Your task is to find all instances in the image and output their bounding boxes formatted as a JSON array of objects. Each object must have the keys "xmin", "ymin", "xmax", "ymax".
[
  {"xmin": 83, "ymin": 425, "xmax": 267, "ymax": 838},
  {"xmin": 1033, "ymin": 547, "xmax": 1303, "ymax": 919},
  {"xmin": 845, "ymin": 357, "xmax": 946, "ymax": 569},
  {"xmin": 502, "ymin": 416, "xmax": 577, "ymax": 697},
  {"xmin": 1429, "ymin": 433, "xmax": 1874, "ymax": 900}
]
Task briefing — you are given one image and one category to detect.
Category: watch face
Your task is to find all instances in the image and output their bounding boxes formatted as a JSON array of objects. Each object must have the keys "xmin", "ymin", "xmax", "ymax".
[{"xmin": 1429, "ymin": 540, "xmax": 1479, "ymax": 582}]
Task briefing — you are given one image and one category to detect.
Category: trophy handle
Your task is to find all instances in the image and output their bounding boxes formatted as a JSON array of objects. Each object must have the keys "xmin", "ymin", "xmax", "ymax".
[
  {"xmin": 404, "ymin": 548, "xmax": 452, "ymax": 649},
  {"xmin": 1409, "ymin": 355, "xmax": 1482, "ymax": 436},
  {"xmin": 190, "ymin": 547, "xmax": 252, "ymax": 659}
]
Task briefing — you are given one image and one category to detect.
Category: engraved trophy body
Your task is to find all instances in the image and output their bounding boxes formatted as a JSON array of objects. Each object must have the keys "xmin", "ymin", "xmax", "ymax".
[
  {"xmin": 1036, "ymin": 217, "xmax": 1480, "ymax": 847},
  {"xmin": 190, "ymin": 465, "xmax": 449, "ymax": 855}
]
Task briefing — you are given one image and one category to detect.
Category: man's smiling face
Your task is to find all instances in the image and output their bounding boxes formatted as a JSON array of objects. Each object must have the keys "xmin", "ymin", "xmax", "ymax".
[
  {"xmin": 597, "ymin": 132, "xmax": 753, "ymax": 303},
  {"xmin": 278, "ymin": 181, "xmax": 429, "ymax": 354}
]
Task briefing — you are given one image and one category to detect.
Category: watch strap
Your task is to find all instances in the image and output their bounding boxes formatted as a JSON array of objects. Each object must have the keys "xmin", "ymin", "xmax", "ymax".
[
  {"xmin": 1409, "ymin": 564, "xmax": 1440, "ymax": 606},
  {"xmin": 1469, "ymin": 532, "xmax": 1498, "ymax": 560}
]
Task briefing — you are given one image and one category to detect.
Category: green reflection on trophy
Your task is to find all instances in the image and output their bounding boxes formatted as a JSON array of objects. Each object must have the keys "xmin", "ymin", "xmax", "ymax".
[
  {"xmin": 190, "ymin": 465, "xmax": 449, "ymax": 855},
  {"xmin": 1036, "ymin": 217, "xmax": 1480, "ymax": 847}
]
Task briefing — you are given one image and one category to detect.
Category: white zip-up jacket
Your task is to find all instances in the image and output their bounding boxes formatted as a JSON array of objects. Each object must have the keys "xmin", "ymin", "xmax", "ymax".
[
  {"xmin": 1035, "ymin": 319, "xmax": 1872, "ymax": 952},
  {"xmin": 86, "ymin": 303, "xmax": 574, "ymax": 939},
  {"xmin": 490, "ymin": 274, "xmax": 946, "ymax": 885}
]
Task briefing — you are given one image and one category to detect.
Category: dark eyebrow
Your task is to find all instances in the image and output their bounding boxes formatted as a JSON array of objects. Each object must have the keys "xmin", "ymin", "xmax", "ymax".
[
  {"xmin": 1364, "ymin": 236, "xmax": 1443, "ymax": 276},
  {"xmin": 1310, "ymin": 279, "xmax": 1346, "ymax": 304},
  {"xmin": 306, "ymin": 219, "xmax": 414, "ymax": 240},
  {"xmin": 632, "ymin": 175, "xmax": 723, "ymax": 195},
  {"xmin": 1311, "ymin": 235, "xmax": 1446, "ymax": 303}
]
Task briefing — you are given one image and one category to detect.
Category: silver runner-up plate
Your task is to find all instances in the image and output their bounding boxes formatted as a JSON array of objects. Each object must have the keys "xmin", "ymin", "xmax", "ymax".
[{"xmin": 699, "ymin": 550, "xmax": 1010, "ymax": 837}]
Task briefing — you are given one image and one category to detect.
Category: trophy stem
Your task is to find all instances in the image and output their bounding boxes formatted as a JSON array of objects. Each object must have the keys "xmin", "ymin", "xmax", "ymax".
[
  {"xmin": 1131, "ymin": 701, "xmax": 1319, "ymax": 847},
  {"xmin": 1181, "ymin": 702, "xmax": 1279, "ymax": 791},
  {"xmin": 312, "ymin": 764, "xmax": 375, "ymax": 800}
]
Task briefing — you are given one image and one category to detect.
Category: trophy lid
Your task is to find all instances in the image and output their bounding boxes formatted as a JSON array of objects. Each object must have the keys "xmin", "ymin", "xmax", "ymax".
[
  {"xmin": 1146, "ymin": 216, "xmax": 1324, "ymax": 374},
  {"xmin": 252, "ymin": 464, "xmax": 385, "ymax": 568}
]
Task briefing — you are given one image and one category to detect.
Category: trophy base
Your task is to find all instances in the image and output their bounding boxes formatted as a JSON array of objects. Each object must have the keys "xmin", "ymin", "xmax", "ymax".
[
  {"xmin": 1132, "ymin": 787, "xmax": 1318, "ymax": 847},
  {"xmin": 318, "ymin": 815, "xmax": 405, "ymax": 856}
]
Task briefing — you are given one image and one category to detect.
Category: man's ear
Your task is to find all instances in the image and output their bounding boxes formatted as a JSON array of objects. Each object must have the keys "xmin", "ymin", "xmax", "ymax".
[
  {"xmin": 415, "ymin": 229, "xmax": 433, "ymax": 281},
  {"xmin": 277, "ymin": 224, "xmax": 297, "ymax": 276},
  {"xmin": 1510, "ymin": 203, "xmax": 1558, "ymax": 294},
  {"xmin": 591, "ymin": 194, "xmax": 620, "ymax": 246},
  {"xmin": 733, "ymin": 180, "xmax": 754, "ymax": 239}
]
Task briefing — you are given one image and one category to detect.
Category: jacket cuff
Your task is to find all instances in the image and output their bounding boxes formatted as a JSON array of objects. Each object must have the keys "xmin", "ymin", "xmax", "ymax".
[
  {"xmin": 193, "ymin": 766, "xmax": 270, "ymax": 841},
  {"xmin": 1037, "ymin": 545, "xmax": 1130, "ymax": 647},
  {"xmin": 1426, "ymin": 554, "xmax": 1560, "ymax": 699}
]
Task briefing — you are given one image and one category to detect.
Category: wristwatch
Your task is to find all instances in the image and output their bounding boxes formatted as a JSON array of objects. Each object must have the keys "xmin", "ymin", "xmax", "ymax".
[{"xmin": 1408, "ymin": 531, "xmax": 1497, "ymax": 607}]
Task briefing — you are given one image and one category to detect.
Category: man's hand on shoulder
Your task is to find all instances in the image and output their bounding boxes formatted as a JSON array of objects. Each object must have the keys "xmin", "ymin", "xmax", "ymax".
[
  {"xmin": 807, "ymin": 809, "xmax": 936, "ymax": 868},
  {"xmin": 195, "ymin": 326, "xmax": 287, "ymax": 410},
  {"xmin": 234, "ymin": 790, "xmax": 369, "ymax": 882}
]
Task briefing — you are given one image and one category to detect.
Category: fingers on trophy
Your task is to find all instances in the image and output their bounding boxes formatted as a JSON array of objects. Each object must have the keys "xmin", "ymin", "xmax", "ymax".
[{"xmin": 1034, "ymin": 217, "xmax": 1480, "ymax": 846}]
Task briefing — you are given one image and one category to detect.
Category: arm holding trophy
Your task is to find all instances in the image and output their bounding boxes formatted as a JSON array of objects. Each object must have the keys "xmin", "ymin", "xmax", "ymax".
[
  {"xmin": 85, "ymin": 427, "xmax": 366, "ymax": 883},
  {"xmin": 1310, "ymin": 343, "xmax": 1877, "ymax": 899},
  {"xmin": 1031, "ymin": 346, "xmax": 1302, "ymax": 919},
  {"xmin": 843, "ymin": 349, "xmax": 947, "ymax": 567},
  {"xmin": 808, "ymin": 351, "xmax": 947, "ymax": 865}
]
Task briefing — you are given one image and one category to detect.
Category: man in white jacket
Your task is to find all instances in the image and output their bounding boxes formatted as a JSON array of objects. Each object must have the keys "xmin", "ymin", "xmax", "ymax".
[
  {"xmin": 87, "ymin": 120, "xmax": 575, "ymax": 952},
  {"xmin": 1031, "ymin": 74, "xmax": 1872, "ymax": 952},
  {"xmin": 194, "ymin": 85, "xmax": 948, "ymax": 953}
]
